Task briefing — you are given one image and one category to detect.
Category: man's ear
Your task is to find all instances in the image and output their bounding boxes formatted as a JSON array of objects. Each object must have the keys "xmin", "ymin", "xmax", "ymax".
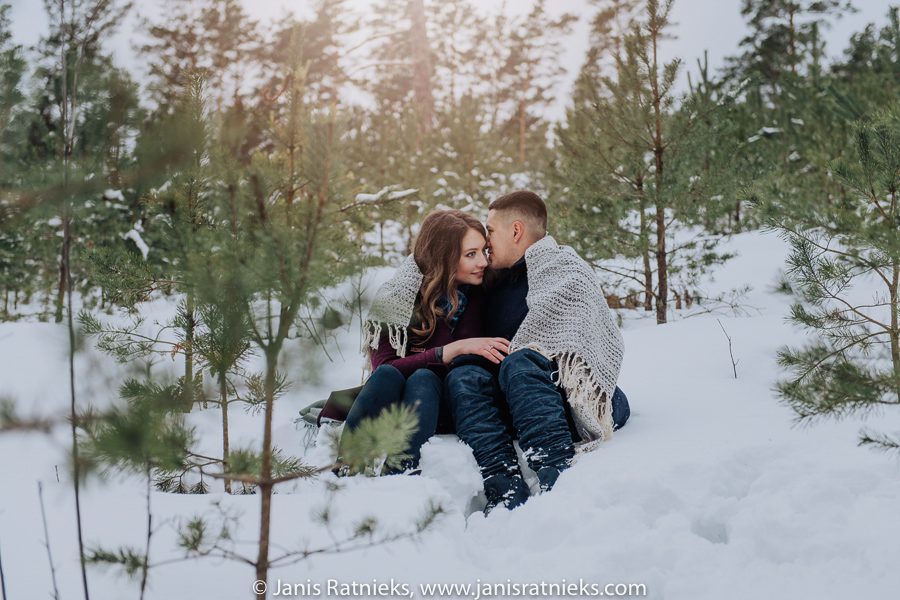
[{"xmin": 512, "ymin": 220, "xmax": 525, "ymax": 243}]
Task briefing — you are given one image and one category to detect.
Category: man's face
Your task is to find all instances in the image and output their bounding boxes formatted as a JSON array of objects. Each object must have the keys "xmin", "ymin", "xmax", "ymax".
[{"xmin": 485, "ymin": 209, "xmax": 520, "ymax": 269}]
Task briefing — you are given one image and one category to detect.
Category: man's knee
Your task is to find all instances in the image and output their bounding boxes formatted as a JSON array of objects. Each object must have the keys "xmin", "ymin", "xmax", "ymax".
[
  {"xmin": 444, "ymin": 365, "xmax": 494, "ymax": 417},
  {"xmin": 612, "ymin": 386, "xmax": 630, "ymax": 430},
  {"xmin": 498, "ymin": 348, "xmax": 552, "ymax": 388},
  {"xmin": 445, "ymin": 365, "xmax": 491, "ymax": 393}
]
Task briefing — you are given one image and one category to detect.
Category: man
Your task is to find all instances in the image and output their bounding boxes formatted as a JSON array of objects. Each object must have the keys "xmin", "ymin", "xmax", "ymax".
[{"xmin": 445, "ymin": 190, "xmax": 630, "ymax": 513}]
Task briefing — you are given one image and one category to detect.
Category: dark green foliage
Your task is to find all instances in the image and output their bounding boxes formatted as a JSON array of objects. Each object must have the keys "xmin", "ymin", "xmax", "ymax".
[
  {"xmin": 226, "ymin": 446, "xmax": 315, "ymax": 481},
  {"xmin": 241, "ymin": 371, "xmax": 288, "ymax": 415},
  {"xmin": 78, "ymin": 310, "xmax": 177, "ymax": 365},
  {"xmin": 762, "ymin": 107, "xmax": 900, "ymax": 454},
  {"xmin": 85, "ymin": 546, "xmax": 146, "ymax": 578},
  {"xmin": 725, "ymin": 0, "xmax": 855, "ymax": 102},
  {"xmin": 337, "ymin": 403, "xmax": 419, "ymax": 475},
  {"xmin": 83, "ymin": 378, "xmax": 195, "ymax": 475}
]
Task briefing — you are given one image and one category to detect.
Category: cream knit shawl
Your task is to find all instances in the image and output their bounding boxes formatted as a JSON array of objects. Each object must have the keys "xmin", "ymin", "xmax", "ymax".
[
  {"xmin": 362, "ymin": 255, "xmax": 423, "ymax": 360},
  {"xmin": 361, "ymin": 238, "xmax": 624, "ymax": 448},
  {"xmin": 511, "ymin": 235, "xmax": 624, "ymax": 448}
]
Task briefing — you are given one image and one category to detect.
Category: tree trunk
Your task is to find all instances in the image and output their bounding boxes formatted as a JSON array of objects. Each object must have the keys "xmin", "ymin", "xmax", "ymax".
[
  {"xmin": 637, "ymin": 176, "xmax": 653, "ymax": 312},
  {"xmin": 654, "ymin": 196, "xmax": 668, "ymax": 324},
  {"xmin": 650, "ymin": 12, "xmax": 668, "ymax": 325},
  {"xmin": 518, "ymin": 98, "xmax": 527, "ymax": 166},
  {"xmin": 408, "ymin": 0, "xmax": 434, "ymax": 142},
  {"xmin": 139, "ymin": 466, "xmax": 152, "ymax": 600},
  {"xmin": 788, "ymin": 9, "xmax": 797, "ymax": 76},
  {"xmin": 183, "ymin": 291, "xmax": 195, "ymax": 411},
  {"xmin": 220, "ymin": 374, "xmax": 231, "ymax": 494},
  {"xmin": 54, "ymin": 244, "xmax": 67, "ymax": 323},
  {"xmin": 891, "ymin": 257, "xmax": 900, "ymax": 403},
  {"xmin": 254, "ymin": 357, "xmax": 277, "ymax": 599},
  {"xmin": 58, "ymin": 2, "xmax": 90, "ymax": 597}
]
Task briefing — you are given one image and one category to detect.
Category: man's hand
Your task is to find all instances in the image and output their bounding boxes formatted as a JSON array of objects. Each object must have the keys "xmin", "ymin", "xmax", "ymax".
[{"xmin": 443, "ymin": 337, "xmax": 511, "ymax": 364}]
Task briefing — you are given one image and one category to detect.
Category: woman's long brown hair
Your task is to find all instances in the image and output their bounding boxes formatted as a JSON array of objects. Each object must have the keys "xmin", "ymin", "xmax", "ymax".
[{"xmin": 410, "ymin": 210, "xmax": 486, "ymax": 344}]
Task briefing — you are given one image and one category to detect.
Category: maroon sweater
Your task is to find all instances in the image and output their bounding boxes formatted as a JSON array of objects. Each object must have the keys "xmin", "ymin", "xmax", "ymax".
[
  {"xmin": 317, "ymin": 287, "xmax": 484, "ymax": 425},
  {"xmin": 370, "ymin": 285, "xmax": 485, "ymax": 377}
]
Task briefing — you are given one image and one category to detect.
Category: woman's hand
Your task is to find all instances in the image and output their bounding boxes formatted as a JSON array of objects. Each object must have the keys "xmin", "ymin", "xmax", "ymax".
[{"xmin": 442, "ymin": 337, "xmax": 511, "ymax": 365}]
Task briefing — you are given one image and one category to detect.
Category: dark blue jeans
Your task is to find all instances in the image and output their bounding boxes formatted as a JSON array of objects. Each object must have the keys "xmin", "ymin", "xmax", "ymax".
[
  {"xmin": 342, "ymin": 364, "xmax": 444, "ymax": 469},
  {"xmin": 446, "ymin": 349, "xmax": 630, "ymax": 486}
]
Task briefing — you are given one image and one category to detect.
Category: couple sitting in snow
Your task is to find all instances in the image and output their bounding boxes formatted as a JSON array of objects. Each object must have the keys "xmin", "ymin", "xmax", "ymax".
[{"xmin": 325, "ymin": 190, "xmax": 630, "ymax": 514}]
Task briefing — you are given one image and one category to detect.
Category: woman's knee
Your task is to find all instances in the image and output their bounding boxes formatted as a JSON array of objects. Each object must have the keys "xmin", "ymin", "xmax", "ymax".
[
  {"xmin": 404, "ymin": 369, "xmax": 442, "ymax": 408},
  {"xmin": 406, "ymin": 367, "xmax": 441, "ymax": 388},
  {"xmin": 370, "ymin": 363, "xmax": 405, "ymax": 385},
  {"xmin": 347, "ymin": 365, "xmax": 405, "ymax": 427}
]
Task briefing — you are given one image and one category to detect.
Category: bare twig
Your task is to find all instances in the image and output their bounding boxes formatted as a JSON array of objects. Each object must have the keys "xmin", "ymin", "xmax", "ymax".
[
  {"xmin": 716, "ymin": 319, "xmax": 739, "ymax": 379},
  {"xmin": 38, "ymin": 482, "xmax": 62, "ymax": 600},
  {"xmin": 0, "ymin": 530, "xmax": 7, "ymax": 600},
  {"xmin": 139, "ymin": 468, "xmax": 152, "ymax": 600}
]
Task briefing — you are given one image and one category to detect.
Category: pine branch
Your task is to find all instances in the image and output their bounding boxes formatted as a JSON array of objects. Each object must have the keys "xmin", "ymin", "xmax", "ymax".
[
  {"xmin": 858, "ymin": 429, "xmax": 900, "ymax": 456},
  {"xmin": 778, "ymin": 222, "xmax": 892, "ymax": 288}
]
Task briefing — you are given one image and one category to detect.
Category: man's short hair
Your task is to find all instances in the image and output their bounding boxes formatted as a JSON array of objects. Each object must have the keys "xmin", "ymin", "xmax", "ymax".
[{"xmin": 488, "ymin": 190, "xmax": 548, "ymax": 236}]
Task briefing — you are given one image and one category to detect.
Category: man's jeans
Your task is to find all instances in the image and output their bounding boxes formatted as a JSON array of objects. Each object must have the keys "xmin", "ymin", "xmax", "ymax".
[
  {"xmin": 446, "ymin": 349, "xmax": 630, "ymax": 493},
  {"xmin": 342, "ymin": 364, "xmax": 442, "ymax": 469}
]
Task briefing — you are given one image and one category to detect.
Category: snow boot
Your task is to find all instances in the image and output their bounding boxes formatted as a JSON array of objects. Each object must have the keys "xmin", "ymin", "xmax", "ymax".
[
  {"xmin": 536, "ymin": 465, "xmax": 564, "ymax": 492},
  {"xmin": 482, "ymin": 472, "xmax": 530, "ymax": 514}
]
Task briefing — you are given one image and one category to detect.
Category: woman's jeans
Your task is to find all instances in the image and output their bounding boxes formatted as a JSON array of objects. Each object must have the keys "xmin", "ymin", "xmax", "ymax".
[
  {"xmin": 341, "ymin": 364, "xmax": 443, "ymax": 471},
  {"xmin": 445, "ymin": 348, "xmax": 630, "ymax": 499}
]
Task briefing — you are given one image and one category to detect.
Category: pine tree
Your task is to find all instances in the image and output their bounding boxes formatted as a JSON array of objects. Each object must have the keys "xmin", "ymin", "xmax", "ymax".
[
  {"xmin": 253, "ymin": 0, "xmax": 353, "ymax": 109},
  {"xmin": 0, "ymin": 3, "xmax": 23, "ymax": 145},
  {"xmin": 140, "ymin": 0, "xmax": 259, "ymax": 116},
  {"xmin": 725, "ymin": 0, "xmax": 855, "ymax": 104},
  {"xmin": 82, "ymin": 381, "xmax": 194, "ymax": 600},
  {"xmin": 430, "ymin": 0, "xmax": 483, "ymax": 110},
  {"xmin": 496, "ymin": 0, "xmax": 576, "ymax": 168},
  {"xmin": 571, "ymin": 0, "xmax": 643, "ymax": 107},
  {"xmin": 760, "ymin": 106, "xmax": 900, "ymax": 454},
  {"xmin": 832, "ymin": 6, "xmax": 899, "ymax": 115},
  {"xmin": 0, "ymin": 3, "xmax": 27, "ymax": 319},
  {"xmin": 409, "ymin": 0, "xmax": 436, "ymax": 138},
  {"xmin": 10, "ymin": 0, "xmax": 136, "ymax": 319},
  {"xmin": 556, "ymin": 0, "xmax": 733, "ymax": 322},
  {"xmin": 197, "ymin": 35, "xmax": 373, "ymax": 594},
  {"xmin": 351, "ymin": 0, "xmax": 435, "ymax": 253}
]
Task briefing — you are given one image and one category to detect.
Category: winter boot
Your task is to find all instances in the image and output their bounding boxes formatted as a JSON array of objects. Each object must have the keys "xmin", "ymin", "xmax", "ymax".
[{"xmin": 482, "ymin": 472, "xmax": 530, "ymax": 514}]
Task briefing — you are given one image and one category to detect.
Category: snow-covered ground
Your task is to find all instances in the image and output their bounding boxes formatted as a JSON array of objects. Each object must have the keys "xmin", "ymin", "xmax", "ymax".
[{"xmin": 2, "ymin": 229, "xmax": 899, "ymax": 600}]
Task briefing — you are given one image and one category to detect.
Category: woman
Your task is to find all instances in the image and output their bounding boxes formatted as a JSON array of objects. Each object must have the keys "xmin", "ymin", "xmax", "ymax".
[{"xmin": 337, "ymin": 209, "xmax": 510, "ymax": 474}]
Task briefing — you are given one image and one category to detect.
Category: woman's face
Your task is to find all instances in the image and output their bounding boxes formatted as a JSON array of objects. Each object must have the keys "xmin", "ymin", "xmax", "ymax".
[{"xmin": 455, "ymin": 227, "xmax": 489, "ymax": 285}]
